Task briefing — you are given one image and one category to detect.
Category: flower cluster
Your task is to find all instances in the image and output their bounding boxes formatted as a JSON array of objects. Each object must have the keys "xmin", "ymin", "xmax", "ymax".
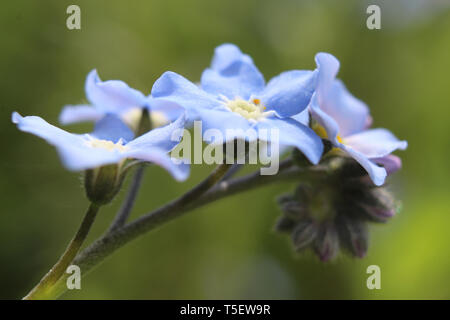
[{"xmin": 12, "ymin": 43, "xmax": 407, "ymax": 260}]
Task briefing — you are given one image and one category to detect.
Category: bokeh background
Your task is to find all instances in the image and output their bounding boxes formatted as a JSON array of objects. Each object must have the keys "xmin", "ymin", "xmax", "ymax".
[{"xmin": 1, "ymin": 0, "xmax": 449, "ymax": 299}]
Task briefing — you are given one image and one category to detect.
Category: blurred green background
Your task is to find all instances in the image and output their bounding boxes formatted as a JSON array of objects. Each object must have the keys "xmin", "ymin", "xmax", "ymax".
[{"xmin": 1, "ymin": 0, "xmax": 449, "ymax": 299}]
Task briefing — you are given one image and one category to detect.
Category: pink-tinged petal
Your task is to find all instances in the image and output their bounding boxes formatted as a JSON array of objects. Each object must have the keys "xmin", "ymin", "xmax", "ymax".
[
  {"xmin": 339, "ymin": 143, "xmax": 387, "ymax": 186},
  {"xmin": 372, "ymin": 155, "xmax": 402, "ymax": 175},
  {"xmin": 344, "ymin": 128, "xmax": 407, "ymax": 159},
  {"xmin": 326, "ymin": 80, "xmax": 370, "ymax": 137}
]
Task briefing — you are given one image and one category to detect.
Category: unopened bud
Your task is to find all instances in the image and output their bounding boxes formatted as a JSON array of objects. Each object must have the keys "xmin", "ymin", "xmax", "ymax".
[
  {"xmin": 274, "ymin": 216, "xmax": 295, "ymax": 233},
  {"xmin": 291, "ymin": 219, "xmax": 317, "ymax": 251},
  {"xmin": 337, "ymin": 217, "xmax": 369, "ymax": 258},
  {"xmin": 85, "ymin": 164, "xmax": 125, "ymax": 205},
  {"xmin": 314, "ymin": 223, "xmax": 339, "ymax": 262}
]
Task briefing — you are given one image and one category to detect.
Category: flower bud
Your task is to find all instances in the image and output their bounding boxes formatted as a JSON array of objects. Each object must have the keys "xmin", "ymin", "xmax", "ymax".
[
  {"xmin": 314, "ymin": 223, "xmax": 339, "ymax": 262},
  {"xmin": 337, "ymin": 216, "xmax": 369, "ymax": 258},
  {"xmin": 291, "ymin": 219, "xmax": 317, "ymax": 251},
  {"xmin": 359, "ymin": 188, "xmax": 397, "ymax": 222},
  {"xmin": 85, "ymin": 164, "xmax": 125, "ymax": 205},
  {"xmin": 274, "ymin": 216, "xmax": 296, "ymax": 233}
]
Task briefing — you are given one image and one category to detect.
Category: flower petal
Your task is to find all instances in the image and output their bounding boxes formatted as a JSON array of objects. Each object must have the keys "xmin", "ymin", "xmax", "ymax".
[
  {"xmin": 210, "ymin": 43, "xmax": 255, "ymax": 72},
  {"xmin": 147, "ymin": 97, "xmax": 185, "ymax": 121},
  {"xmin": 340, "ymin": 143, "xmax": 387, "ymax": 186},
  {"xmin": 309, "ymin": 94, "xmax": 341, "ymax": 144},
  {"xmin": 189, "ymin": 108, "xmax": 253, "ymax": 141},
  {"xmin": 372, "ymin": 154, "xmax": 402, "ymax": 175},
  {"xmin": 12, "ymin": 112, "xmax": 126, "ymax": 171},
  {"xmin": 314, "ymin": 53, "xmax": 370, "ymax": 137},
  {"xmin": 256, "ymin": 117, "xmax": 323, "ymax": 164},
  {"xmin": 323, "ymin": 80, "xmax": 370, "ymax": 137},
  {"xmin": 59, "ymin": 105, "xmax": 103, "ymax": 125},
  {"xmin": 315, "ymin": 52, "xmax": 340, "ymax": 101},
  {"xmin": 201, "ymin": 64, "xmax": 265, "ymax": 100},
  {"xmin": 344, "ymin": 128, "xmax": 408, "ymax": 158},
  {"xmin": 201, "ymin": 44, "xmax": 265, "ymax": 99},
  {"xmin": 260, "ymin": 70, "xmax": 317, "ymax": 118},
  {"xmin": 85, "ymin": 69, "xmax": 147, "ymax": 113},
  {"xmin": 91, "ymin": 114, "xmax": 134, "ymax": 143},
  {"xmin": 125, "ymin": 148, "xmax": 190, "ymax": 181},
  {"xmin": 151, "ymin": 71, "xmax": 222, "ymax": 121},
  {"xmin": 127, "ymin": 113, "xmax": 187, "ymax": 152},
  {"xmin": 292, "ymin": 109, "xmax": 310, "ymax": 126},
  {"xmin": 13, "ymin": 112, "xmax": 82, "ymax": 146}
]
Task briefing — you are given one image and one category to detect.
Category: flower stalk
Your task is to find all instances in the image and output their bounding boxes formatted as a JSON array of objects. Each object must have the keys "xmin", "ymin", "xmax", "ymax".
[
  {"xmin": 23, "ymin": 202, "xmax": 100, "ymax": 300},
  {"xmin": 38, "ymin": 162, "xmax": 322, "ymax": 299}
]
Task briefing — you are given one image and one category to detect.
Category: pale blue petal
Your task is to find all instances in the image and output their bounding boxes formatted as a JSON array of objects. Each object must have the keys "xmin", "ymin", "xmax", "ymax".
[
  {"xmin": 211, "ymin": 43, "xmax": 255, "ymax": 72},
  {"xmin": 147, "ymin": 97, "xmax": 185, "ymax": 121},
  {"xmin": 256, "ymin": 117, "xmax": 323, "ymax": 164},
  {"xmin": 292, "ymin": 109, "xmax": 310, "ymax": 126},
  {"xmin": 12, "ymin": 112, "xmax": 126, "ymax": 171},
  {"xmin": 344, "ymin": 128, "xmax": 408, "ymax": 158},
  {"xmin": 124, "ymin": 148, "xmax": 190, "ymax": 181},
  {"xmin": 201, "ymin": 65, "xmax": 265, "ymax": 100},
  {"xmin": 151, "ymin": 71, "xmax": 222, "ymax": 121},
  {"xmin": 91, "ymin": 114, "xmax": 134, "ymax": 143},
  {"xmin": 13, "ymin": 112, "xmax": 82, "ymax": 147},
  {"xmin": 260, "ymin": 70, "xmax": 317, "ymax": 118},
  {"xmin": 340, "ymin": 144, "xmax": 387, "ymax": 186},
  {"xmin": 86, "ymin": 69, "xmax": 147, "ymax": 113},
  {"xmin": 201, "ymin": 44, "xmax": 265, "ymax": 99},
  {"xmin": 59, "ymin": 105, "xmax": 103, "ymax": 125},
  {"xmin": 56, "ymin": 144, "xmax": 126, "ymax": 171},
  {"xmin": 309, "ymin": 94, "xmax": 341, "ymax": 144},
  {"xmin": 188, "ymin": 107, "xmax": 252, "ymax": 139},
  {"xmin": 127, "ymin": 113, "xmax": 186, "ymax": 152},
  {"xmin": 323, "ymin": 80, "xmax": 370, "ymax": 137},
  {"xmin": 315, "ymin": 52, "xmax": 340, "ymax": 102}
]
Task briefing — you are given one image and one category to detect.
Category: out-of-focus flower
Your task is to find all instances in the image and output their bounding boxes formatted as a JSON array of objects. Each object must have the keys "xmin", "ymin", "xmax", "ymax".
[
  {"xmin": 151, "ymin": 44, "xmax": 323, "ymax": 164},
  {"xmin": 275, "ymin": 158, "xmax": 400, "ymax": 261},
  {"xmin": 309, "ymin": 53, "xmax": 407, "ymax": 186},
  {"xmin": 59, "ymin": 70, "xmax": 183, "ymax": 130}
]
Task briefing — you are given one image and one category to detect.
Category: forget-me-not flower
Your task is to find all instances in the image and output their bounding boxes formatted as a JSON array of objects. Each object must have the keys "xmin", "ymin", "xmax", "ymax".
[
  {"xmin": 309, "ymin": 53, "xmax": 407, "ymax": 186},
  {"xmin": 59, "ymin": 70, "xmax": 183, "ymax": 130},
  {"xmin": 12, "ymin": 112, "xmax": 189, "ymax": 181},
  {"xmin": 151, "ymin": 44, "xmax": 324, "ymax": 164}
]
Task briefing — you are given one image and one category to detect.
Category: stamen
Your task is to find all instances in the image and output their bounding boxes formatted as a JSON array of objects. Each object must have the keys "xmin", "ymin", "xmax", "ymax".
[
  {"xmin": 223, "ymin": 97, "xmax": 272, "ymax": 121},
  {"xmin": 86, "ymin": 137, "xmax": 129, "ymax": 152}
]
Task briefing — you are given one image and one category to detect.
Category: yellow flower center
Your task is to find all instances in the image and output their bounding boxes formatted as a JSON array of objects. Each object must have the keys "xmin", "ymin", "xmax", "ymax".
[
  {"xmin": 311, "ymin": 121, "xmax": 344, "ymax": 143},
  {"xmin": 86, "ymin": 138, "xmax": 129, "ymax": 152},
  {"xmin": 223, "ymin": 97, "xmax": 272, "ymax": 121}
]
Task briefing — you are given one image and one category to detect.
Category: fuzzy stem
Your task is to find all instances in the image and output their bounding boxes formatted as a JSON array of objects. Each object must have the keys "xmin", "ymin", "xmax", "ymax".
[
  {"xmin": 47, "ymin": 163, "xmax": 325, "ymax": 299},
  {"xmin": 23, "ymin": 203, "xmax": 100, "ymax": 300},
  {"xmin": 108, "ymin": 165, "xmax": 145, "ymax": 232}
]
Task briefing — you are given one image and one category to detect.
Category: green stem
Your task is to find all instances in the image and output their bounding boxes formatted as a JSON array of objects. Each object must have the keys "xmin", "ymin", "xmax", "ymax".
[
  {"xmin": 48, "ymin": 163, "xmax": 325, "ymax": 299},
  {"xmin": 23, "ymin": 203, "xmax": 100, "ymax": 300}
]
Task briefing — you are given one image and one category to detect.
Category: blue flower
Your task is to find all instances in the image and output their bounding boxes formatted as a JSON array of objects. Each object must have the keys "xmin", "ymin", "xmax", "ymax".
[
  {"xmin": 151, "ymin": 44, "xmax": 323, "ymax": 164},
  {"xmin": 309, "ymin": 53, "xmax": 407, "ymax": 186},
  {"xmin": 59, "ymin": 69, "xmax": 183, "ymax": 130},
  {"xmin": 12, "ymin": 112, "xmax": 189, "ymax": 181}
]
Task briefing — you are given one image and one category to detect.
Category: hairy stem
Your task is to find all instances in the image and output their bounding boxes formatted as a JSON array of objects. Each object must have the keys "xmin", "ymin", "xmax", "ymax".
[
  {"xmin": 23, "ymin": 203, "xmax": 100, "ymax": 300},
  {"xmin": 48, "ymin": 162, "xmax": 324, "ymax": 299},
  {"xmin": 108, "ymin": 165, "xmax": 145, "ymax": 232}
]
